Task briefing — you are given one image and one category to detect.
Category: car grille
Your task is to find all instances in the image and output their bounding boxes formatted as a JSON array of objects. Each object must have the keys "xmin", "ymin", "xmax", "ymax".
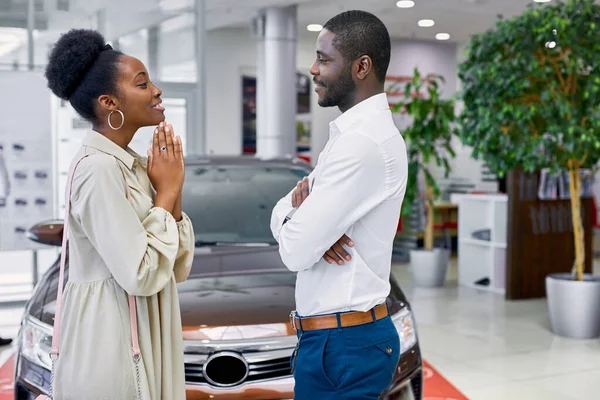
[{"xmin": 185, "ymin": 355, "xmax": 292, "ymax": 386}]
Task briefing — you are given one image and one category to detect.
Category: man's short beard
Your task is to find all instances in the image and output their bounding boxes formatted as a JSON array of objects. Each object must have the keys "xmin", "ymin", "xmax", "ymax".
[{"xmin": 318, "ymin": 62, "xmax": 356, "ymax": 108}]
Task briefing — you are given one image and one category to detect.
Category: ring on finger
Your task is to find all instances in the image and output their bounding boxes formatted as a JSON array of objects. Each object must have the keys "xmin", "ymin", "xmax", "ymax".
[{"xmin": 161, "ymin": 146, "xmax": 167, "ymax": 152}]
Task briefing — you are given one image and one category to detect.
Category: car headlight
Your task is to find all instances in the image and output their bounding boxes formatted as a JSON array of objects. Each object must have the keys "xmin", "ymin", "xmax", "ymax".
[
  {"xmin": 392, "ymin": 308, "xmax": 418, "ymax": 354},
  {"xmin": 21, "ymin": 316, "xmax": 53, "ymax": 370}
]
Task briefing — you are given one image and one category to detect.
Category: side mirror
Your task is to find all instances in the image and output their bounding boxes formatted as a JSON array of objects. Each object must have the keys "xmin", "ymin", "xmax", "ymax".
[{"xmin": 27, "ymin": 220, "xmax": 64, "ymax": 247}]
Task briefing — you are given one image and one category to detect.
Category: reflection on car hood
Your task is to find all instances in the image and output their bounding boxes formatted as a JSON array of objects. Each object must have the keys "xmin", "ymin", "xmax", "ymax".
[
  {"xmin": 179, "ymin": 245, "xmax": 296, "ymax": 341},
  {"xmin": 189, "ymin": 245, "xmax": 287, "ymax": 276},
  {"xmin": 34, "ymin": 244, "xmax": 406, "ymax": 342}
]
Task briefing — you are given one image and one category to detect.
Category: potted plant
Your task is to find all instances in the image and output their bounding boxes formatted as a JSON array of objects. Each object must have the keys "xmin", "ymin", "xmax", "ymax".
[
  {"xmin": 389, "ymin": 68, "xmax": 456, "ymax": 287},
  {"xmin": 457, "ymin": 0, "xmax": 600, "ymax": 338}
]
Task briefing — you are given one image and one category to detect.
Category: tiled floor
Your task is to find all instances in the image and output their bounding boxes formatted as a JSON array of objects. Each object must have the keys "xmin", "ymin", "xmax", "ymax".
[
  {"xmin": 1, "ymin": 258, "xmax": 599, "ymax": 399},
  {"xmin": 393, "ymin": 257, "xmax": 600, "ymax": 400}
]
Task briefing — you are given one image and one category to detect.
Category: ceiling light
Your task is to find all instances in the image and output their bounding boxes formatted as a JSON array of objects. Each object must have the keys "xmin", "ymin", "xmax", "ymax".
[
  {"xmin": 534, "ymin": 0, "xmax": 552, "ymax": 3},
  {"xmin": 307, "ymin": 24, "xmax": 323, "ymax": 32},
  {"xmin": 396, "ymin": 0, "xmax": 415, "ymax": 8},
  {"xmin": 436, "ymin": 33, "xmax": 450, "ymax": 40},
  {"xmin": 418, "ymin": 19, "xmax": 435, "ymax": 28}
]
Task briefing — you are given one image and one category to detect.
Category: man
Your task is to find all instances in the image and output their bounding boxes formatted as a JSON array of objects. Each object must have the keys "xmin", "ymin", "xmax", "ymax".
[{"xmin": 270, "ymin": 10, "xmax": 408, "ymax": 400}]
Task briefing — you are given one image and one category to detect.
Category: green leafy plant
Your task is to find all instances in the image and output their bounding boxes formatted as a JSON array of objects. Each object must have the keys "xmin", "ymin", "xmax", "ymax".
[
  {"xmin": 389, "ymin": 68, "xmax": 456, "ymax": 251},
  {"xmin": 458, "ymin": 0, "xmax": 600, "ymax": 280}
]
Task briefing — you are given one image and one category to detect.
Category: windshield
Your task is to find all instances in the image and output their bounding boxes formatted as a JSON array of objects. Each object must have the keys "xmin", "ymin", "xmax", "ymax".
[{"xmin": 181, "ymin": 163, "xmax": 310, "ymax": 245}]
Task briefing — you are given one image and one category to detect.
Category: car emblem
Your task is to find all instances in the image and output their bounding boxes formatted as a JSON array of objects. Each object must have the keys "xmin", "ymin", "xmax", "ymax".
[{"xmin": 203, "ymin": 351, "xmax": 250, "ymax": 387}]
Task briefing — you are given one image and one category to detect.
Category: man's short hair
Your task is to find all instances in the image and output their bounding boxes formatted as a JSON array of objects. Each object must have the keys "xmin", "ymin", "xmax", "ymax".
[{"xmin": 323, "ymin": 10, "xmax": 391, "ymax": 83}]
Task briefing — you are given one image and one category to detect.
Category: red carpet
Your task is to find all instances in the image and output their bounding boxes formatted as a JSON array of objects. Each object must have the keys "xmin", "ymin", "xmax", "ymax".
[
  {"xmin": 422, "ymin": 360, "xmax": 469, "ymax": 400},
  {"xmin": 0, "ymin": 353, "xmax": 14, "ymax": 400},
  {"xmin": 0, "ymin": 352, "xmax": 467, "ymax": 399}
]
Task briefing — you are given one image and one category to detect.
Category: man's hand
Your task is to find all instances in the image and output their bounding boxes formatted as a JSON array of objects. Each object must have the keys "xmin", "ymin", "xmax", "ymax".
[
  {"xmin": 323, "ymin": 234, "xmax": 355, "ymax": 265},
  {"xmin": 292, "ymin": 177, "xmax": 311, "ymax": 208}
]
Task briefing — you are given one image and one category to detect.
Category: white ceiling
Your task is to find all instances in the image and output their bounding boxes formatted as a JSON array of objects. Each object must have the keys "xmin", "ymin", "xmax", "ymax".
[
  {"xmin": 0, "ymin": 0, "xmax": 565, "ymax": 65},
  {"xmin": 298, "ymin": 0, "xmax": 546, "ymax": 42},
  {"xmin": 46, "ymin": 0, "xmax": 554, "ymax": 42}
]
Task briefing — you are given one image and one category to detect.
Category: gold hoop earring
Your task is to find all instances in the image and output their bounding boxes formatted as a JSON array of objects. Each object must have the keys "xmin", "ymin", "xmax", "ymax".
[{"xmin": 108, "ymin": 110, "xmax": 125, "ymax": 130}]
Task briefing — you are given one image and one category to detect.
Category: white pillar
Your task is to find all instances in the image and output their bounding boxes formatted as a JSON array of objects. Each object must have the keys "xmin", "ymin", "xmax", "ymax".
[
  {"xmin": 255, "ymin": 17, "xmax": 267, "ymax": 155},
  {"xmin": 147, "ymin": 26, "xmax": 159, "ymax": 78},
  {"xmin": 95, "ymin": 8, "xmax": 107, "ymax": 37},
  {"xmin": 27, "ymin": 0, "xmax": 34, "ymax": 70},
  {"xmin": 194, "ymin": 0, "xmax": 207, "ymax": 155},
  {"xmin": 258, "ymin": 6, "xmax": 297, "ymax": 159}
]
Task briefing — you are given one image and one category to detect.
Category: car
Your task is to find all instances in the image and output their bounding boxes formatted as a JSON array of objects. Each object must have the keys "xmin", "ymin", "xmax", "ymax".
[{"xmin": 14, "ymin": 156, "xmax": 422, "ymax": 400}]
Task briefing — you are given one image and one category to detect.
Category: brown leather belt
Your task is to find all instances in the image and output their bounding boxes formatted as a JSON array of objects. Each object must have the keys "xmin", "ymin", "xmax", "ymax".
[{"xmin": 290, "ymin": 304, "xmax": 388, "ymax": 332}]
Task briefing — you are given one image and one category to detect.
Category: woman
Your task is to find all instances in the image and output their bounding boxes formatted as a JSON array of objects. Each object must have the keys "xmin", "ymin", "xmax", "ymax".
[{"xmin": 44, "ymin": 29, "xmax": 194, "ymax": 399}]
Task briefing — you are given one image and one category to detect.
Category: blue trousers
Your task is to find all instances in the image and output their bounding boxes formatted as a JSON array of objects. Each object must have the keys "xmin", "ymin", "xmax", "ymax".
[{"xmin": 292, "ymin": 314, "xmax": 400, "ymax": 399}]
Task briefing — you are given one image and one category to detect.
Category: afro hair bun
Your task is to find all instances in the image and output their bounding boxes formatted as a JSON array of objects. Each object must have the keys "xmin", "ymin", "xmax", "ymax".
[{"xmin": 45, "ymin": 29, "xmax": 109, "ymax": 100}]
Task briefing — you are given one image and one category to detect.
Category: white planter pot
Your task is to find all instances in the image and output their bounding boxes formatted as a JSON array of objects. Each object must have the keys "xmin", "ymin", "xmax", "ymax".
[
  {"xmin": 409, "ymin": 248, "xmax": 450, "ymax": 287},
  {"xmin": 546, "ymin": 273, "xmax": 600, "ymax": 339}
]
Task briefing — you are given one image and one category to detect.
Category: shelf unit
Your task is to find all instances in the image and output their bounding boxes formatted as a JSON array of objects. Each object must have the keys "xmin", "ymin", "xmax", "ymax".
[{"xmin": 451, "ymin": 194, "xmax": 508, "ymax": 294}]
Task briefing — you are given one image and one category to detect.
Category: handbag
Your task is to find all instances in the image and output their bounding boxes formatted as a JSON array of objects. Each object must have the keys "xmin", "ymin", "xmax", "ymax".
[{"xmin": 37, "ymin": 154, "xmax": 143, "ymax": 400}]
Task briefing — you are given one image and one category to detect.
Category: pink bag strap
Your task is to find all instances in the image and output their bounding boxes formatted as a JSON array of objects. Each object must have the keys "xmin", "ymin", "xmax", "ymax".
[{"xmin": 50, "ymin": 154, "xmax": 140, "ymax": 358}]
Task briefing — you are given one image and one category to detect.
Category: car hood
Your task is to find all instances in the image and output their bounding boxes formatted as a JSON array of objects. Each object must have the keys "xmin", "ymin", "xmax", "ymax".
[
  {"xmin": 33, "ymin": 245, "xmax": 407, "ymax": 341},
  {"xmin": 178, "ymin": 245, "xmax": 297, "ymax": 341}
]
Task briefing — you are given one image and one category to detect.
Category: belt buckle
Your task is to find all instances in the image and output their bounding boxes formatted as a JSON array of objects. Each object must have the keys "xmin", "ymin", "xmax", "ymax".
[{"xmin": 289, "ymin": 310, "xmax": 298, "ymax": 332}]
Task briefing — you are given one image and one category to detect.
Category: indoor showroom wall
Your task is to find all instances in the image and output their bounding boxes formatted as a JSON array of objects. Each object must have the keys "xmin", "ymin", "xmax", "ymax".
[
  {"xmin": 387, "ymin": 40, "xmax": 497, "ymax": 194},
  {"xmin": 157, "ymin": 25, "xmax": 493, "ymax": 192},
  {"xmin": 0, "ymin": 26, "xmax": 499, "ymax": 300},
  {"xmin": 0, "ymin": 71, "xmax": 60, "ymax": 302},
  {"xmin": 157, "ymin": 27, "xmax": 319, "ymax": 155},
  {"xmin": 0, "ymin": 23, "xmax": 493, "ymax": 190}
]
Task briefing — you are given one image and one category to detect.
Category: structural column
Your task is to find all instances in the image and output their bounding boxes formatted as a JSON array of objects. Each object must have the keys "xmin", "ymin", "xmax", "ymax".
[
  {"xmin": 112, "ymin": 38, "xmax": 121, "ymax": 52},
  {"xmin": 257, "ymin": 6, "xmax": 297, "ymax": 159},
  {"xmin": 194, "ymin": 0, "xmax": 207, "ymax": 155},
  {"xmin": 95, "ymin": 8, "xmax": 106, "ymax": 34},
  {"xmin": 27, "ymin": 0, "xmax": 34, "ymax": 70},
  {"xmin": 256, "ymin": 25, "xmax": 267, "ymax": 157},
  {"xmin": 147, "ymin": 26, "xmax": 160, "ymax": 78}
]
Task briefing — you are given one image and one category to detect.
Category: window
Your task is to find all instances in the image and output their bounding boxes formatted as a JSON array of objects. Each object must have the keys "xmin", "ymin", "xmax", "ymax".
[{"xmin": 182, "ymin": 164, "xmax": 309, "ymax": 245}]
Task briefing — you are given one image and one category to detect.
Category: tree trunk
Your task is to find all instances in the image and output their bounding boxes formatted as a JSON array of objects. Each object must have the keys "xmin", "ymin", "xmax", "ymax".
[
  {"xmin": 424, "ymin": 184, "xmax": 435, "ymax": 252},
  {"xmin": 568, "ymin": 160, "xmax": 585, "ymax": 281}
]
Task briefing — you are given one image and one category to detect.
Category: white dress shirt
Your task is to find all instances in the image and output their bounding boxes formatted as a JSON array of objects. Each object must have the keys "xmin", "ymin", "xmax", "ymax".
[{"xmin": 270, "ymin": 93, "xmax": 408, "ymax": 317}]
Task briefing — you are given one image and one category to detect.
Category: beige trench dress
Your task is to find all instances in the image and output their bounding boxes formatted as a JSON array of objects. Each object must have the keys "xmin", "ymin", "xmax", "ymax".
[{"xmin": 53, "ymin": 130, "xmax": 195, "ymax": 400}]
